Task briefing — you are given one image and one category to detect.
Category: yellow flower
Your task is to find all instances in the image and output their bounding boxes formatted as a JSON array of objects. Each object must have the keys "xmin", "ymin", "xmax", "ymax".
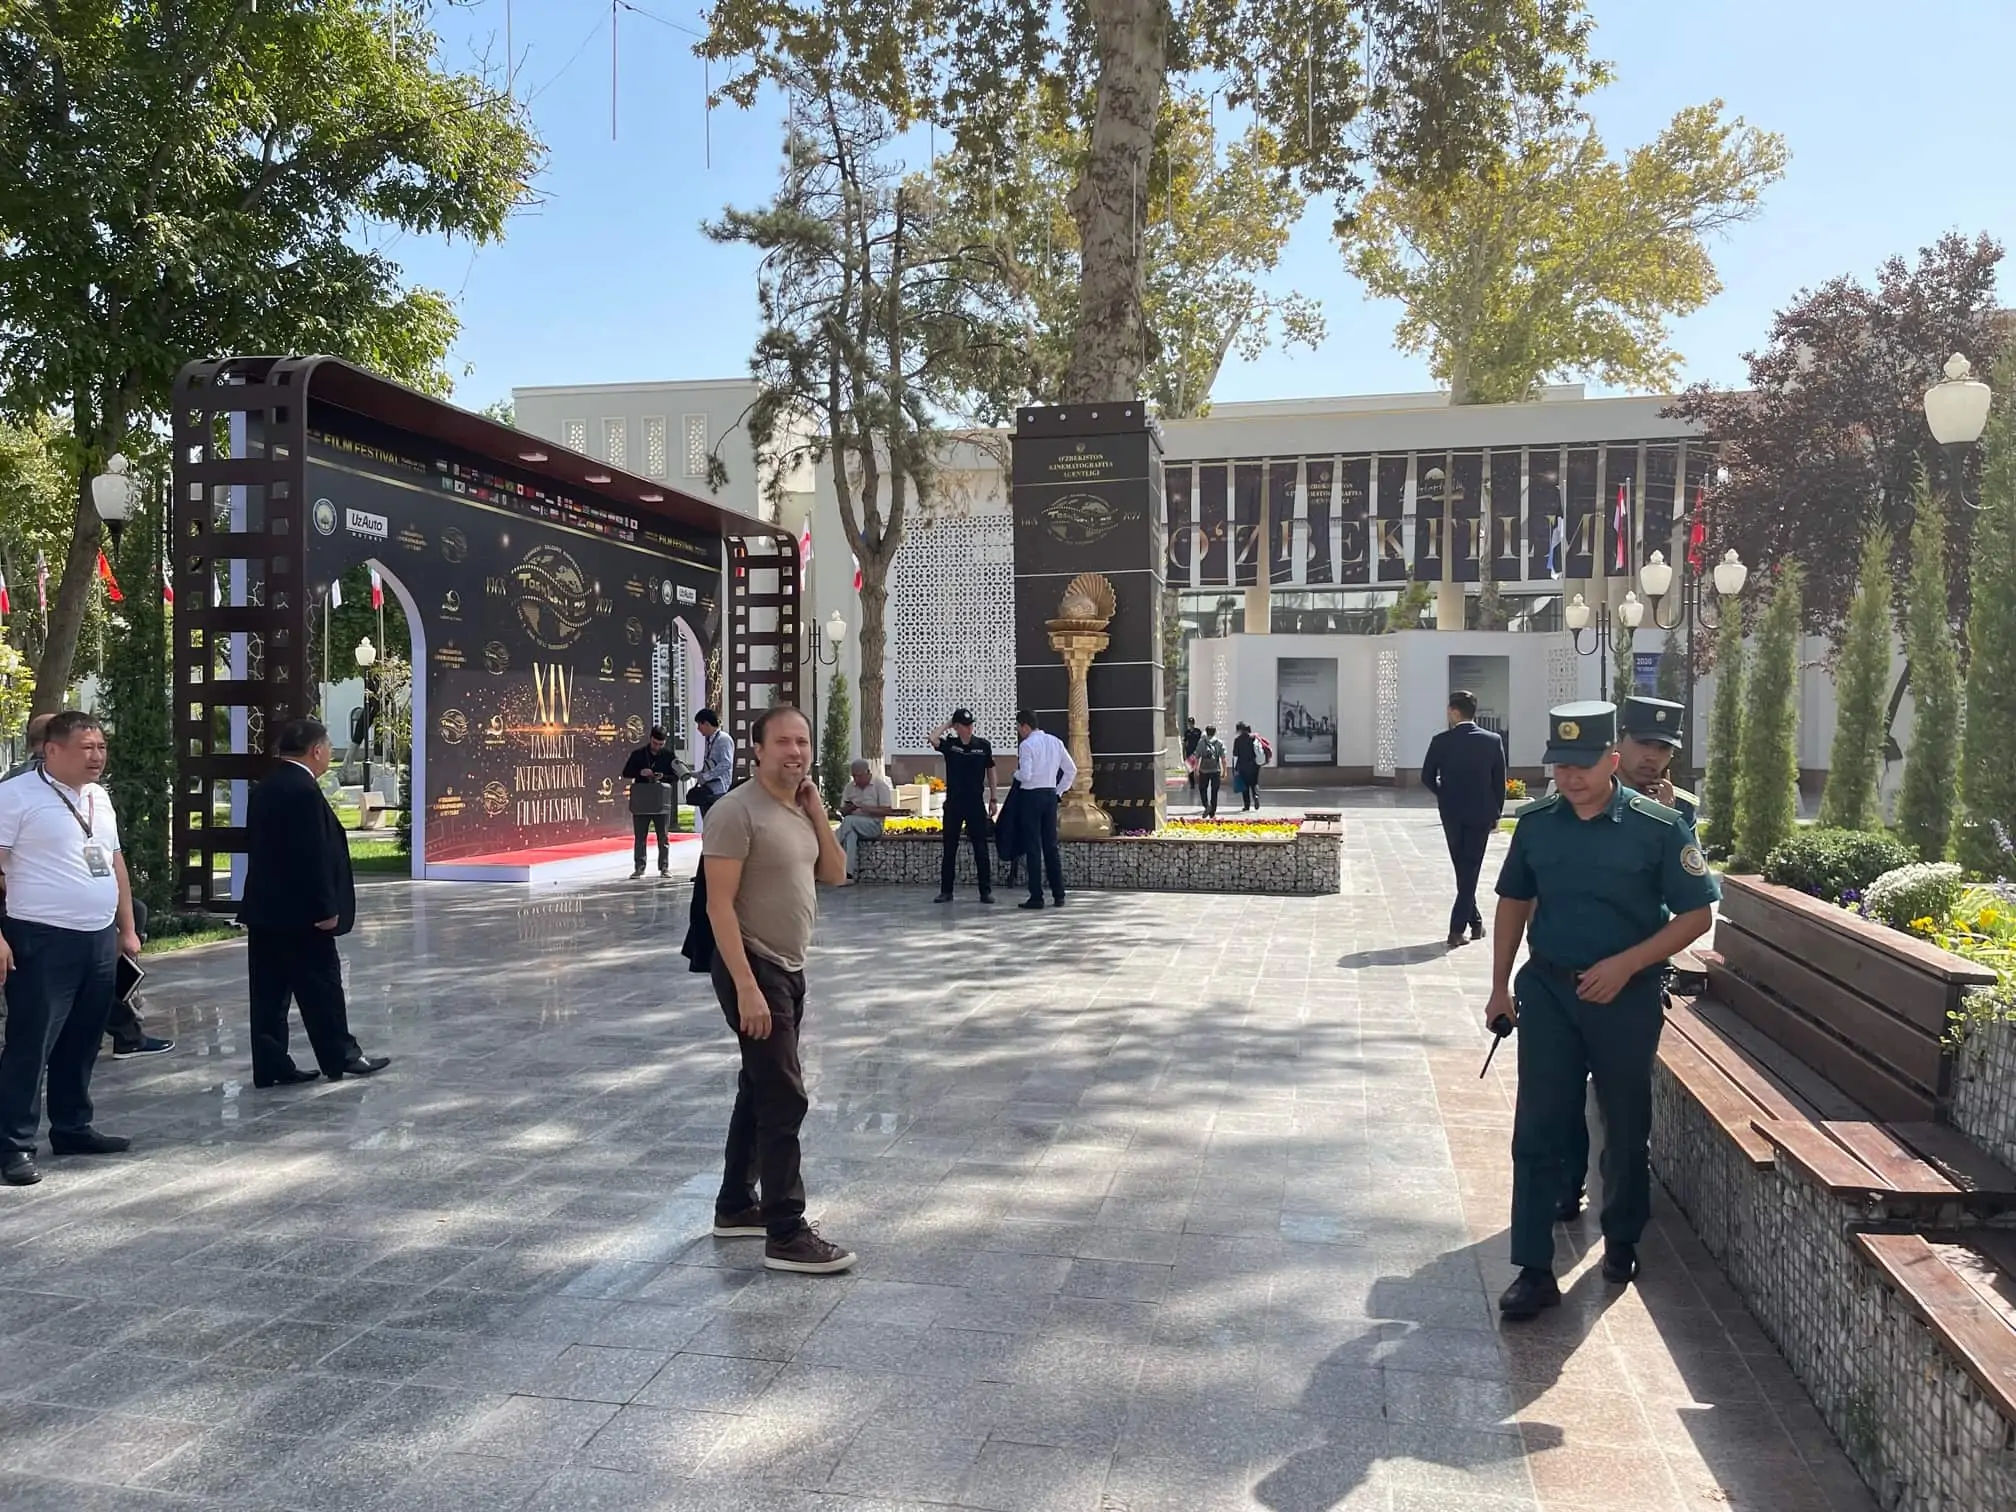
[
  {"xmin": 1978, "ymin": 908, "xmax": 2001, "ymax": 932},
  {"xmin": 1909, "ymin": 917, "xmax": 1937, "ymax": 935}
]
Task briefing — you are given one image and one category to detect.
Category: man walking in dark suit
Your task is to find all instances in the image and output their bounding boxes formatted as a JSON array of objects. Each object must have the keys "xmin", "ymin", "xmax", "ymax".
[
  {"xmin": 239, "ymin": 718, "xmax": 390, "ymax": 1089},
  {"xmin": 1420, "ymin": 690, "xmax": 1506, "ymax": 950}
]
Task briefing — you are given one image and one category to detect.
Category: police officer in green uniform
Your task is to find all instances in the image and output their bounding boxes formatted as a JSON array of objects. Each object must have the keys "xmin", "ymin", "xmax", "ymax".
[
  {"xmin": 1550, "ymin": 692, "xmax": 1703, "ymax": 1222},
  {"xmin": 1488, "ymin": 701, "xmax": 1720, "ymax": 1321},
  {"xmin": 1618, "ymin": 695, "xmax": 1695, "ymax": 824}
]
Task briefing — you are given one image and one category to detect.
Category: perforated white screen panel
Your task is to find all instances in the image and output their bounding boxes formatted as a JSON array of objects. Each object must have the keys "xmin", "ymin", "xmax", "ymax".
[{"xmin": 887, "ymin": 511, "xmax": 1016, "ymax": 754}]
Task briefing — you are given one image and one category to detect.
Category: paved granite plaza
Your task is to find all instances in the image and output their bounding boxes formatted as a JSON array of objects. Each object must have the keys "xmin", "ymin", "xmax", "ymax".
[{"xmin": 0, "ymin": 803, "xmax": 1875, "ymax": 1511}]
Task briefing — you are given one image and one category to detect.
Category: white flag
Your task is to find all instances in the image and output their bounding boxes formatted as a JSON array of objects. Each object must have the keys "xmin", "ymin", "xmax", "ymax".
[
  {"xmin": 1546, "ymin": 515, "xmax": 1566, "ymax": 580},
  {"xmin": 328, "ymin": 577, "xmax": 343, "ymax": 609}
]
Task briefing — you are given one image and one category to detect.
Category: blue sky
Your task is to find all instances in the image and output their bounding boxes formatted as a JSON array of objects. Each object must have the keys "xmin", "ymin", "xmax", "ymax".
[{"xmin": 393, "ymin": 0, "xmax": 2016, "ymax": 411}]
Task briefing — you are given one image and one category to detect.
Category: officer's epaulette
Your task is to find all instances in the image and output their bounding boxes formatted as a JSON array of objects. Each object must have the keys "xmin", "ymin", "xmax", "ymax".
[
  {"xmin": 1626, "ymin": 792, "xmax": 1684, "ymax": 825},
  {"xmin": 1671, "ymin": 786, "xmax": 1699, "ymax": 805},
  {"xmin": 1515, "ymin": 792, "xmax": 1562, "ymax": 818}
]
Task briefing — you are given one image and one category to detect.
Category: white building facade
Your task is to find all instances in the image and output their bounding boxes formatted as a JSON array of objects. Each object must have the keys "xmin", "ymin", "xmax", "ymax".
[{"xmin": 515, "ymin": 378, "xmax": 1887, "ymax": 794}]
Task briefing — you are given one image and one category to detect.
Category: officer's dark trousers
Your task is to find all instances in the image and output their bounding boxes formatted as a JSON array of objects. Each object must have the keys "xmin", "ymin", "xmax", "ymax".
[
  {"xmin": 1020, "ymin": 788, "xmax": 1064, "ymax": 903},
  {"xmin": 940, "ymin": 805, "xmax": 992, "ymax": 895},
  {"xmin": 0, "ymin": 919, "xmax": 116, "ymax": 1154},
  {"xmin": 1441, "ymin": 818, "xmax": 1493, "ymax": 937},
  {"xmin": 1509, "ymin": 963, "xmax": 1664, "ymax": 1271}
]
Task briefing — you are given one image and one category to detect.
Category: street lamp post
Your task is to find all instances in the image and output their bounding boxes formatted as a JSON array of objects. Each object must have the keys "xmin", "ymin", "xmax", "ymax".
[
  {"xmin": 1923, "ymin": 353, "xmax": 1993, "ymax": 512},
  {"xmin": 1564, "ymin": 587, "xmax": 1648, "ymax": 703},
  {"xmin": 353, "ymin": 636, "xmax": 379, "ymax": 804},
  {"xmin": 90, "ymin": 453, "xmax": 135, "ymax": 547},
  {"xmin": 1639, "ymin": 548, "xmax": 1750, "ymax": 776},
  {"xmin": 800, "ymin": 610, "xmax": 846, "ymax": 754}
]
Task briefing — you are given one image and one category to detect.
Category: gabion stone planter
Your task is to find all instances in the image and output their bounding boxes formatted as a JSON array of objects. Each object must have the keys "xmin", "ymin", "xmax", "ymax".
[{"xmin": 853, "ymin": 814, "xmax": 1343, "ymax": 896}]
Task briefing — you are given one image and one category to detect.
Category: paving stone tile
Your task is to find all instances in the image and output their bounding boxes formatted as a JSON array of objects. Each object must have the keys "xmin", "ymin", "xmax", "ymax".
[
  {"xmin": 633, "ymin": 1352, "xmax": 784, "ymax": 1412},
  {"xmin": 825, "ymin": 1424, "xmax": 986, "ymax": 1502},
  {"xmin": 458, "ymin": 1394, "xmax": 621, "ymax": 1461}
]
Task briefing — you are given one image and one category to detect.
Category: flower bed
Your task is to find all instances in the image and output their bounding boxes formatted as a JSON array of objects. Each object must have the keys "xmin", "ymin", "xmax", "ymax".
[{"xmin": 855, "ymin": 813, "xmax": 1342, "ymax": 895}]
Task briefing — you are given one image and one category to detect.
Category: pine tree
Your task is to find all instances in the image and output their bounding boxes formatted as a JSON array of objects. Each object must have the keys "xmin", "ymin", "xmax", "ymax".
[
  {"xmin": 99, "ymin": 486, "xmax": 172, "ymax": 914},
  {"xmin": 1734, "ymin": 561, "xmax": 1803, "ymax": 869},
  {"xmin": 1654, "ymin": 637, "xmax": 1687, "ymax": 704},
  {"xmin": 1819, "ymin": 527, "xmax": 1893, "ymax": 830},
  {"xmin": 1701, "ymin": 598, "xmax": 1745, "ymax": 858},
  {"xmin": 819, "ymin": 673, "xmax": 854, "ymax": 818},
  {"xmin": 1958, "ymin": 373, "xmax": 2016, "ymax": 874},
  {"xmin": 1903, "ymin": 478, "xmax": 1966, "ymax": 861}
]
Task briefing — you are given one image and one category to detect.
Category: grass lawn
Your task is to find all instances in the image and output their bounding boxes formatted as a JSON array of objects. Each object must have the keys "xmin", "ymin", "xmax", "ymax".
[{"xmin": 146, "ymin": 922, "xmax": 243, "ymax": 953}]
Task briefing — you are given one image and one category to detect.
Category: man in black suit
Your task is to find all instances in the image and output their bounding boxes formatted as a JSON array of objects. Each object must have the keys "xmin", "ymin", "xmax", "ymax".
[
  {"xmin": 239, "ymin": 717, "xmax": 390, "ymax": 1088},
  {"xmin": 1419, "ymin": 689, "xmax": 1506, "ymax": 949}
]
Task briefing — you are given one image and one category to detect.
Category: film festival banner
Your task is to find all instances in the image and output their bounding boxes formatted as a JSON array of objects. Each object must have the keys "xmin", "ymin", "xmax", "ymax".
[
  {"xmin": 1276, "ymin": 657, "xmax": 1339, "ymax": 767},
  {"xmin": 1376, "ymin": 455, "xmax": 1410, "ymax": 582},
  {"xmin": 1233, "ymin": 462, "xmax": 1263, "ymax": 586},
  {"xmin": 1267, "ymin": 461, "xmax": 1298, "ymax": 584},
  {"xmin": 1564, "ymin": 447, "xmax": 1599, "ymax": 580},
  {"xmin": 305, "ymin": 421, "xmax": 718, "ymax": 864},
  {"xmin": 1642, "ymin": 442, "xmax": 1680, "ymax": 567},
  {"xmin": 1528, "ymin": 447, "xmax": 1562, "ymax": 580},
  {"xmin": 1197, "ymin": 463, "xmax": 1229, "ymax": 584},
  {"xmin": 1338, "ymin": 456, "xmax": 1371, "ymax": 585},
  {"xmin": 1165, "ymin": 463, "xmax": 1194, "ymax": 586},
  {"xmin": 1412, "ymin": 453, "xmax": 1447, "ymax": 583},
  {"xmin": 1450, "ymin": 451, "xmax": 1484, "ymax": 584}
]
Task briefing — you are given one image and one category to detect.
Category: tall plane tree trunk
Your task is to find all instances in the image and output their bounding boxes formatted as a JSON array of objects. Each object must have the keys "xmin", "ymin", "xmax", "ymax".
[
  {"xmin": 1061, "ymin": 0, "xmax": 1169, "ymax": 404},
  {"xmin": 32, "ymin": 394, "xmax": 121, "ymax": 716}
]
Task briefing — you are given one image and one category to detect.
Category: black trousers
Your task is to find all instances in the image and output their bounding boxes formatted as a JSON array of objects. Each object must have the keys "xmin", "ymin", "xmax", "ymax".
[
  {"xmin": 940, "ymin": 805, "xmax": 993, "ymax": 895},
  {"xmin": 711, "ymin": 951, "xmax": 809, "ymax": 1240},
  {"xmin": 1441, "ymin": 817, "xmax": 1493, "ymax": 936},
  {"xmin": 1197, "ymin": 773, "xmax": 1221, "ymax": 818},
  {"xmin": 1238, "ymin": 768, "xmax": 1261, "ymax": 809},
  {"xmin": 246, "ymin": 929, "xmax": 362, "ymax": 1080},
  {"xmin": 0, "ymin": 919, "xmax": 117, "ymax": 1153},
  {"xmin": 633, "ymin": 811, "xmax": 671, "ymax": 871},
  {"xmin": 1020, "ymin": 788, "xmax": 1064, "ymax": 902}
]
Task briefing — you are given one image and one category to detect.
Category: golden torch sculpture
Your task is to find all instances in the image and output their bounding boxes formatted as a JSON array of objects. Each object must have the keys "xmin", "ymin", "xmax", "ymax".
[{"xmin": 1046, "ymin": 572, "xmax": 1117, "ymax": 840}]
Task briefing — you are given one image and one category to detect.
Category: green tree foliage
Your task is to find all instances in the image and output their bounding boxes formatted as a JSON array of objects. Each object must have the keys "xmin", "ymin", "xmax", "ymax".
[
  {"xmin": 1671, "ymin": 233, "xmax": 2005, "ymax": 636},
  {"xmin": 1898, "ymin": 475, "xmax": 1962, "ymax": 861},
  {"xmin": 0, "ymin": 416, "xmax": 96, "ymax": 684},
  {"xmin": 1343, "ymin": 101, "xmax": 1785, "ymax": 404},
  {"xmin": 1381, "ymin": 580, "xmax": 1432, "ymax": 633},
  {"xmin": 1654, "ymin": 636, "xmax": 1687, "ymax": 705},
  {"xmin": 1958, "ymin": 368, "xmax": 2016, "ymax": 876},
  {"xmin": 701, "ymin": 0, "xmax": 1603, "ymax": 404},
  {"xmin": 820, "ymin": 673, "xmax": 853, "ymax": 817},
  {"xmin": 1700, "ymin": 597, "xmax": 1744, "ymax": 857},
  {"xmin": 706, "ymin": 76, "xmax": 1014, "ymax": 760},
  {"xmin": 0, "ymin": 641, "xmax": 34, "ymax": 746},
  {"xmin": 1818, "ymin": 527, "xmax": 1894, "ymax": 831},
  {"xmin": 0, "ymin": 0, "xmax": 543, "ymax": 713},
  {"xmin": 1734, "ymin": 562, "xmax": 1803, "ymax": 869},
  {"xmin": 99, "ymin": 483, "xmax": 172, "ymax": 914},
  {"xmin": 932, "ymin": 89, "xmax": 1321, "ymax": 419},
  {"xmin": 1611, "ymin": 628, "xmax": 1635, "ymax": 707}
]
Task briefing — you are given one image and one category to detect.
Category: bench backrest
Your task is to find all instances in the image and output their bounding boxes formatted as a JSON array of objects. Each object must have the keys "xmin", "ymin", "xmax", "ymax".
[{"xmin": 1709, "ymin": 875, "xmax": 1998, "ymax": 1123}]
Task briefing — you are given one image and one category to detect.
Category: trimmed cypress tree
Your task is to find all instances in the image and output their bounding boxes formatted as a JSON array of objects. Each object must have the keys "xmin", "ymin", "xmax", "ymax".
[
  {"xmin": 1958, "ymin": 383, "xmax": 2016, "ymax": 875},
  {"xmin": 819, "ymin": 672, "xmax": 854, "ymax": 818},
  {"xmin": 1734, "ymin": 560, "xmax": 1803, "ymax": 869},
  {"xmin": 1903, "ymin": 478, "xmax": 1965, "ymax": 862},
  {"xmin": 1819, "ymin": 527, "xmax": 1894, "ymax": 831},
  {"xmin": 1701, "ymin": 597, "xmax": 1745, "ymax": 858},
  {"xmin": 100, "ymin": 492, "xmax": 173, "ymax": 914}
]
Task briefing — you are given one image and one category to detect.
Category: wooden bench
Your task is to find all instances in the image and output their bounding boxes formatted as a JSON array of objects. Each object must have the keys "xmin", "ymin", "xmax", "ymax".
[{"xmin": 1649, "ymin": 873, "xmax": 2016, "ymax": 1505}]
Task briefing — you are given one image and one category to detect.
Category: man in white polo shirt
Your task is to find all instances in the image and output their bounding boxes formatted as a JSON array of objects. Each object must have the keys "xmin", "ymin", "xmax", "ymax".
[{"xmin": 0, "ymin": 711, "xmax": 142, "ymax": 1185}]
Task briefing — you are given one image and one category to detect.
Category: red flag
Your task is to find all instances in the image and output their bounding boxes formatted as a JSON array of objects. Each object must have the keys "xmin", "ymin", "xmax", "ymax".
[
  {"xmin": 1612, "ymin": 483, "xmax": 1629, "ymax": 572},
  {"xmin": 797, "ymin": 520, "xmax": 812, "ymax": 572},
  {"xmin": 851, "ymin": 551, "xmax": 862, "ymax": 592},
  {"xmin": 1687, "ymin": 487, "xmax": 1708, "ymax": 572},
  {"xmin": 35, "ymin": 551, "xmax": 47, "ymax": 613},
  {"xmin": 369, "ymin": 566, "xmax": 384, "ymax": 609},
  {"xmin": 0, "ymin": 567, "xmax": 10, "ymax": 616},
  {"xmin": 97, "ymin": 550, "xmax": 124, "ymax": 603}
]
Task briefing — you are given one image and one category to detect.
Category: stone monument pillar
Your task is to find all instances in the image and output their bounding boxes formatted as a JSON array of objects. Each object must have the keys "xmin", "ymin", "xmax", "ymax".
[{"xmin": 1011, "ymin": 405, "xmax": 1166, "ymax": 832}]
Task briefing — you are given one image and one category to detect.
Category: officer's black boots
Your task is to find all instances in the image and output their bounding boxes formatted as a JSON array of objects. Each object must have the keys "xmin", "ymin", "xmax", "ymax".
[
  {"xmin": 1601, "ymin": 1241, "xmax": 1639, "ymax": 1284},
  {"xmin": 1497, "ymin": 1268, "xmax": 1561, "ymax": 1321}
]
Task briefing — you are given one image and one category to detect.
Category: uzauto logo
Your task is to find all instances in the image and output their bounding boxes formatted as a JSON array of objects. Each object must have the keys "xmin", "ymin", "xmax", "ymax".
[{"xmin": 345, "ymin": 507, "xmax": 389, "ymax": 540}]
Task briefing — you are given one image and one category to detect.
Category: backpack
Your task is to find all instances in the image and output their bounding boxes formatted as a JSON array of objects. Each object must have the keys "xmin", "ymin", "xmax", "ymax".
[
  {"xmin": 1255, "ymin": 736, "xmax": 1273, "ymax": 767},
  {"xmin": 1197, "ymin": 737, "xmax": 1224, "ymax": 774}
]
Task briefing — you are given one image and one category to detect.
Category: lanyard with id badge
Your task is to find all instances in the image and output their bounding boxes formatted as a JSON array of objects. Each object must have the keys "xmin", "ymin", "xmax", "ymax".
[{"xmin": 41, "ymin": 770, "xmax": 111, "ymax": 876}]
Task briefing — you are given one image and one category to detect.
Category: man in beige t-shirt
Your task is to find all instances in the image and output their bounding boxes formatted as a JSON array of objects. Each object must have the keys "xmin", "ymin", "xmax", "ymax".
[{"xmin": 701, "ymin": 704, "xmax": 855, "ymax": 1274}]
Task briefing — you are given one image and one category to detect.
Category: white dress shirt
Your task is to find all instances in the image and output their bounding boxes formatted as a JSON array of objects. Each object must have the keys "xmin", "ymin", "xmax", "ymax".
[
  {"xmin": 1014, "ymin": 728, "xmax": 1078, "ymax": 794},
  {"xmin": 0, "ymin": 770, "xmax": 122, "ymax": 931}
]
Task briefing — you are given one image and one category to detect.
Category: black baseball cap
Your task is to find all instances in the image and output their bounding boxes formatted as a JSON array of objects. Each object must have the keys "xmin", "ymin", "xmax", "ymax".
[{"xmin": 950, "ymin": 708, "xmax": 974, "ymax": 726}]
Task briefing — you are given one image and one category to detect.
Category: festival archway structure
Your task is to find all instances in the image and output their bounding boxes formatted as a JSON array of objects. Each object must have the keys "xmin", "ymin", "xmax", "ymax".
[{"xmin": 170, "ymin": 356, "xmax": 797, "ymax": 902}]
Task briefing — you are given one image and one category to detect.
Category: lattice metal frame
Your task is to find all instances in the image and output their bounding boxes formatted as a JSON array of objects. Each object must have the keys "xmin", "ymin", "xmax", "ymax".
[
  {"xmin": 1547, "ymin": 639, "xmax": 1581, "ymax": 712},
  {"xmin": 889, "ymin": 512, "xmax": 1015, "ymax": 751},
  {"xmin": 170, "ymin": 356, "xmax": 319, "ymax": 910},
  {"xmin": 727, "ymin": 536, "xmax": 801, "ymax": 777},
  {"xmin": 1373, "ymin": 646, "xmax": 1401, "ymax": 777}
]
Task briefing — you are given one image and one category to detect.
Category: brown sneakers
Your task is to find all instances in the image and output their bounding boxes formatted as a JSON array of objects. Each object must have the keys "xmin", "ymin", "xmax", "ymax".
[
  {"xmin": 712, "ymin": 1206, "xmax": 767, "ymax": 1238},
  {"xmin": 763, "ymin": 1226, "xmax": 858, "ymax": 1274}
]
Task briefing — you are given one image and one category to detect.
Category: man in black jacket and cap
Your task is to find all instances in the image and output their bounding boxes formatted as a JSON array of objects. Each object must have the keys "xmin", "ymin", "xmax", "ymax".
[{"xmin": 239, "ymin": 717, "xmax": 390, "ymax": 1088}]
